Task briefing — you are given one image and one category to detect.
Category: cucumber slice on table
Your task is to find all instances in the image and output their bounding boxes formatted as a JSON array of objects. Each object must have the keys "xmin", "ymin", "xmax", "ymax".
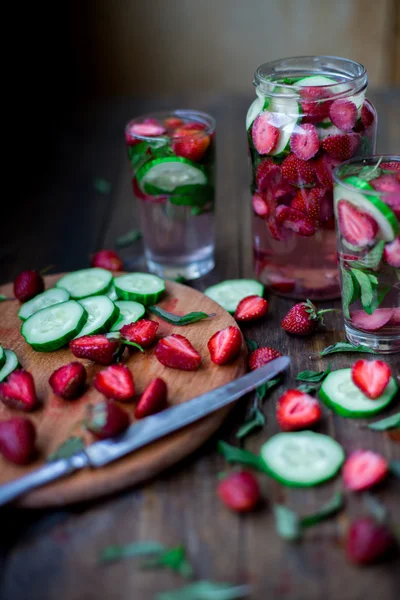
[
  {"xmin": 114, "ymin": 273, "xmax": 165, "ymax": 306},
  {"xmin": 18, "ymin": 288, "xmax": 70, "ymax": 321},
  {"xmin": 110, "ymin": 300, "xmax": 146, "ymax": 331},
  {"xmin": 334, "ymin": 176, "xmax": 399, "ymax": 241},
  {"xmin": 0, "ymin": 346, "xmax": 5, "ymax": 370},
  {"xmin": 261, "ymin": 431, "xmax": 345, "ymax": 487},
  {"xmin": 136, "ymin": 157, "xmax": 207, "ymax": 194},
  {"xmin": 56, "ymin": 268, "xmax": 113, "ymax": 300},
  {"xmin": 21, "ymin": 300, "xmax": 88, "ymax": 351},
  {"xmin": 76, "ymin": 295, "xmax": 120, "ymax": 338},
  {"xmin": 319, "ymin": 368, "xmax": 398, "ymax": 417},
  {"xmin": 204, "ymin": 279, "xmax": 264, "ymax": 313},
  {"xmin": 0, "ymin": 350, "xmax": 19, "ymax": 382}
]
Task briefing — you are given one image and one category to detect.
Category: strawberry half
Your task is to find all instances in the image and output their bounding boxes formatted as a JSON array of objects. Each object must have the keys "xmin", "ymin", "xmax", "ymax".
[
  {"xmin": 360, "ymin": 101, "xmax": 375, "ymax": 129},
  {"xmin": 251, "ymin": 112, "xmax": 279, "ymax": 155},
  {"xmin": 172, "ymin": 128, "xmax": 210, "ymax": 162},
  {"xmin": 276, "ymin": 389, "xmax": 322, "ymax": 431},
  {"xmin": 276, "ymin": 205, "xmax": 315, "ymax": 236},
  {"xmin": 49, "ymin": 362, "xmax": 87, "ymax": 400},
  {"xmin": 207, "ymin": 326, "xmax": 242, "ymax": 365},
  {"xmin": 120, "ymin": 319, "xmax": 159, "ymax": 348},
  {"xmin": 383, "ymin": 237, "xmax": 400, "ymax": 268},
  {"xmin": 371, "ymin": 174, "xmax": 400, "ymax": 194},
  {"xmin": 315, "ymin": 154, "xmax": 340, "ymax": 189},
  {"xmin": 217, "ymin": 471, "xmax": 261, "ymax": 512},
  {"xmin": 281, "ymin": 153, "xmax": 316, "ymax": 185},
  {"xmin": 164, "ymin": 117, "xmax": 184, "ymax": 130},
  {"xmin": 252, "ymin": 193, "xmax": 270, "ymax": 218},
  {"xmin": 14, "ymin": 270, "xmax": 44, "ymax": 302},
  {"xmin": 346, "ymin": 518, "xmax": 395, "ymax": 565},
  {"xmin": 234, "ymin": 296, "xmax": 268, "ymax": 322},
  {"xmin": 0, "ymin": 370, "xmax": 38, "ymax": 411},
  {"xmin": 321, "ymin": 133, "xmax": 360, "ymax": 160},
  {"xmin": 92, "ymin": 249, "xmax": 123, "ymax": 271},
  {"xmin": 155, "ymin": 334, "xmax": 201, "ymax": 371},
  {"xmin": 127, "ymin": 122, "xmax": 166, "ymax": 137},
  {"xmin": 135, "ymin": 378, "xmax": 168, "ymax": 419},
  {"xmin": 256, "ymin": 159, "xmax": 280, "ymax": 191},
  {"xmin": 380, "ymin": 161, "xmax": 400, "ymax": 173},
  {"xmin": 351, "ymin": 359, "xmax": 391, "ymax": 399},
  {"xmin": 70, "ymin": 335, "xmax": 121, "ymax": 365},
  {"xmin": 86, "ymin": 400, "xmax": 130, "ymax": 440},
  {"xmin": 350, "ymin": 309, "xmax": 394, "ymax": 332},
  {"xmin": 329, "ymin": 99, "xmax": 358, "ymax": 131},
  {"xmin": 94, "ymin": 364, "xmax": 135, "ymax": 402},
  {"xmin": 0, "ymin": 417, "xmax": 36, "ymax": 464},
  {"xmin": 337, "ymin": 200, "xmax": 378, "ymax": 247},
  {"xmin": 343, "ymin": 450, "xmax": 389, "ymax": 492},
  {"xmin": 290, "ymin": 189, "xmax": 307, "ymax": 213},
  {"xmin": 281, "ymin": 299, "xmax": 333, "ymax": 336},
  {"xmin": 249, "ymin": 347, "xmax": 282, "ymax": 370},
  {"xmin": 289, "ymin": 123, "xmax": 319, "ymax": 161}
]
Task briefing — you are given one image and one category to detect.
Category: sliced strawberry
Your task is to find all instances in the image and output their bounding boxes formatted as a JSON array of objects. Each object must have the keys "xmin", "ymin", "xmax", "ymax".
[
  {"xmin": 0, "ymin": 370, "xmax": 37, "ymax": 412},
  {"xmin": 92, "ymin": 249, "xmax": 123, "ymax": 271},
  {"xmin": 371, "ymin": 174, "xmax": 400, "ymax": 194},
  {"xmin": 315, "ymin": 154, "xmax": 340, "ymax": 189},
  {"xmin": 164, "ymin": 117, "xmax": 184, "ymax": 130},
  {"xmin": 381, "ymin": 192, "xmax": 400, "ymax": 218},
  {"xmin": 0, "ymin": 418, "xmax": 36, "ymax": 464},
  {"xmin": 251, "ymin": 112, "xmax": 279, "ymax": 154},
  {"xmin": 252, "ymin": 193, "xmax": 269, "ymax": 218},
  {"xmin": 329, "ymin": 99, "xmax": 358, "ymax": 131},
  {"xmin": 256, "ymin": 159, "xmax": 280, "ymax": 191},
  {"xmin": 120, "ymin": 319, "xmax": 159, "ymax": 348},
  {"xmin": 346, "ymin": 518, "xmax": 395, "ymax": 565},
  {"xmin": 178, "ymin": 122, "xmax": 207, "ymax": 132},
  {"xmin": 276, "ymin": 205, "xmax": 316, "ymax": 236},
  {"xmin": 343, "ymin": 450, "xmax": 389, "ymax": 491},
  {"xmin": 70, "ymin": 335, "xmax": 121, "ymax": 365},
  {"xmin": 249, "ymin": 347, "xmax": 282, "ymax": 370},
  {"xmin": 155, "ymin": 334, "xmax": 201, "ymax": 371},
  {"xmin": 290, "ymin": 189, "xmax": 307, "ymax": 213},
  {"xmin": 217, "ymin": 471, "xmax": 261, "ymax": 512},
  {"xmin": 207, "ymin": 326, "xmax": 242, "ymax": 365},
  {"xmin": 289, "ymin": 123, "xmax": 319, "ymax": 160},
  {"xmin": 14, "ymin": 270, "xmax": 44, "ymax": 302},
  {"xmin": 127, "ymin": 122, "xmax": 166, "ymax": 137},
  {"xmin": 86, "ymin": 400, "xmax": 130, "ymax": 440},
  {"xmin": 322, "ymin": 133, "xmax": 360, "ymax": 160},
  {"xmin": 389, "ymin": 307, "xmax": 400, "ymax": 325},
  {"xmin": 281, "ymin": 153, "xmax": 316, "ymax": 185},
  {"xmin": 234, "ymin": 296, "xmax": 268, "ymax": 322},
  {"xmin": 337, "ymin": 199, "xmax": 378, "ymax": 247},
  {"xmin": 172, "ymin": 128, "xmax": 210, "ymax": 162},
  {"xmin": 380, "ymin": 161, "xmax": 400, "ymax": 173},
  {"xmin": 351, "ymin": 359, "xmax": 391, "ymax": 399},
  {"xmin": 350, "ymin": 308, "xmax": 394, "ymax": 331},
  {"xmin": 94, "ymin": 364, "xmax": 135, "ymax": 402},
  {"xmin": 361, "ymin": 101, "xmax": 375, "ymax": 129},
  {"xmin": 276, "ymin": 389, "xmax": 322, "ymax": 431},
  {"xmin": 49, "ymin": 362, "xmax": 87, "ymax": 400},
  {"xmin": 300, "ymin": 88, "xmax": 331, "ymax": 124},
  {"xmin": 135, "ymin": 378, "xmax": 168, "ymax": 419},
  {"xmin": 383, "ymin": 237, "xmax": 400, "ymax": 267}
]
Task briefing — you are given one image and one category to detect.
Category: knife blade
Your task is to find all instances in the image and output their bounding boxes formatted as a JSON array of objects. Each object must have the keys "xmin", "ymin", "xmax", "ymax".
[{"xmin": 0, "ymin": 356, "xmax": 289, "ymax": 506}]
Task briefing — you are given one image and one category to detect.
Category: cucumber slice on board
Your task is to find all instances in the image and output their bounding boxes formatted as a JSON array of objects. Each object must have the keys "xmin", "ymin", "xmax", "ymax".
[
  {"xmin": 18, "ymin": 288, "xmax": 70, "ymax": 321},
  {"xmin": 261, "ymin": 431, "xmax": 345, "ymax": 487},
  {"xmin": 334, "ymin": 176, "xmax": 399, "ymax": 241},
  {"xmin": 0, "ymin": 346, "xmax": 5, "ymax": 370},
  {"xmin": 110, "ymin": 300, "xmax": 146, "ymax": 331},
  {"xmin": 319, "ymin": 368, "xmax": 398, "ymax": 417},
  {"xmin": 105, "ymin": 285, "xmax": 118, "ymax": 301},
  {"xmin": 136, "ymin": 158, "xmax": 207, "ymax": 194},
  {"xmin": 114, "ymin": 273, "xmax": 165, "ymax": 306},
  {"xmin": 76, "ymin": 296, "xmax": 120, "ymax": 338},
  {"xmin": 21, "ymin": 300, "xmax": 88, "ymax": 352},
  {"xmin": 204, "ymin": 279, "xmax": 264, "ymax": 313},
  {"xmin": 56, "ymin": 268, "xmax": 113, "ymax": 300},
  {"xmin": 0, "ymin": 350, "xmax": 19, "ymax": 382}
]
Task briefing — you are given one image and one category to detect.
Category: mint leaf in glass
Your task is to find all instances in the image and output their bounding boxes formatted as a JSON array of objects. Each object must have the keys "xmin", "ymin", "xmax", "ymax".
[
  {"xmin": 350, "ymin": 268, "xmax": 374, "ymax": 314},
  {"xmin": 349, "ymin": 241, "xmax": 385, "ymax": 271},
  {"xmin": 340, "ymin": 267, "xmax": 354, "ymax": 319}
]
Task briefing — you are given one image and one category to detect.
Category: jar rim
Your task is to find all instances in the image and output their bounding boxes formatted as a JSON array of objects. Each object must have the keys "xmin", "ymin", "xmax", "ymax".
[{"xmin": 333, "ymin": 155, "xmax": 400, "ymax": 198}]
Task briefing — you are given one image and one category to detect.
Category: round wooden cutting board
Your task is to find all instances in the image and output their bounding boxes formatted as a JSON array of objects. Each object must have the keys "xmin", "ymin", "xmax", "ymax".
[{"xmin": 0, "ymin": 274, "xmax": 247, "ymax": 508}]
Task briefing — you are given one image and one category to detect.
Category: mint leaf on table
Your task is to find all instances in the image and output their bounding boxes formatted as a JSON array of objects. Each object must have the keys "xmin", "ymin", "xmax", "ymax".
[
  {"xmin": 363, "ymin": 493, "xmax": 388, "ymax": 524},
  {"xmin": 236, "ymin": 377, "xmax": 281, "ymax": 440},
  {"xmin": 245, "ymin": 338, "xmax": 258, "ymax": 352},
  {"xmin": 0, "ymin": 294, "xmax": 9, "ymax": 302},
  {"xmin": 296, "ymin": 365, "xmax": 331, "ymax": 383},
  {"xmin": 350, "ymin": 268, "xmax": 374, "ymax": 314},
  {"xmin": 349, "ymin": 241, "xmax": 385, "ymax": 271},
  {"xmin": 47, "ymin": 436, "xmax": 85, "ymax": 462},
  {"xmin": 156, "ymin": 581, "xmax": 252, "ymax": 600},
  {"xmin": 320, "ymin": 342, "xmax": 377, "ymax": 356},
  {"xmin": 99, "ymin": 541, "xmax": 165, "ymax": 563},
  {"xmin": 390, "ymin": 460, "xmax": 400, "ymax": 479},
  {"xmin": 300, "ymin": 491, "xmax": 344, "ymax": 527},
  {"xmin": 256, "ymin": 377, "xmax": 281, "ymax": 401},
  {"xmin": 296, "ymin": 383, "xmax": 321, "ymax": 394},
  {"xmin": 93, "ymin": 178, "xmax": 112, "ymax": 195},
  {"xmin": 115, "ymin": 230, "xmax": 142, "ymax": 248},
  {"xmin": 121, "ymin": 340, "xmax": 145, "ymax": 352},
  {"xmin": 218, "ymin": 441, "xmax": 268, "ymax": 473},
  {"xmin": 148, "ymin": 306, "xmax": 215, "ymax": 326},
  {"xmin": 141, "ymin": 545, "xmax": 193, "ymax": 579},
  {"xmin": 340, "ymin": 267, "xmax": 355, "ymax": 319},
  {"xmin": 174, "ymin": 275, "xmax": 187, "ymax": 284},
  {"xmin": 367, "ymin": 412, "xmax": 400, "ymax": 431}
]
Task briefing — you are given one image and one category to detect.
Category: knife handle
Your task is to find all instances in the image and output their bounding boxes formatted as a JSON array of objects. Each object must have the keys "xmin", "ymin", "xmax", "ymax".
[{"xmin": 0, "ymin": 452, "xmax": 89, "ymax": 507}]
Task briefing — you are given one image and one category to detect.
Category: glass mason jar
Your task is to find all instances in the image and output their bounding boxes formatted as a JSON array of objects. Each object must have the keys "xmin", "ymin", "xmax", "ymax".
[{"xmin": 247, "ymin": 56, "xmax": 377, "ymax": 300}]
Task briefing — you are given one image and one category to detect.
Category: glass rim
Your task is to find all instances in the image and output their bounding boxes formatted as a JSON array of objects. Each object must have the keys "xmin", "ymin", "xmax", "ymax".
[
  {"xmin": 125, "ymin": 109, "xmax": 216, "ymax": 141},
  {"xmin": 333, "ymin": 155, "xmax": 400, "ymax": 197}
]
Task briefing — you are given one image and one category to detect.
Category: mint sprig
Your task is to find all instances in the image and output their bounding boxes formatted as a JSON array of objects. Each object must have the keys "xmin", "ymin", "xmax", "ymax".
[
  {"xmin": 320, "ymin": 342, "xmax": 377, "ymax": 356},
  {"xmin": 218, "ymin": 441, "xmax": 268, "ymax": 473},
  {"xmin": 148, "ymin": 306, "xmax": 215, "ymax": 326},
  {"xmin": 296, "ymin": 365, "xmax": 331, "ymax": 383},
  {"xmin": 349, "ymin": 241, "xmax": 385, "ymax": 271}
]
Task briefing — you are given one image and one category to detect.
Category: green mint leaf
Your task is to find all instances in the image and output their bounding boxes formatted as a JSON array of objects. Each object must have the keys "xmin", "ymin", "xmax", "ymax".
[
  {"xmin": 217, "ymin": 441, "xmax": 268, "ymax": 473},
  {"xmin": 357, "ymin": 164, "xmax": 382, "ymax": 181},
  {"xmin": 390, "ymin": 460, "xmax": 400, "ymax": 479},
  {"xmin": 93, "ymin": 178, "xmax": 112, "ymax": 195},
  {"xmin": 320, "ymin": 342, "xmax": 377, "ymax": 356},
  {"xmin": 0, "ymin": 294, "xmax": 8, "ymax": 302},
  {"xmin": 256, "ymin": 377, "xmax": 281, "ymax": 401},
  {"xmin": 121, "ymin": 340, "xmax": 145, "ymax": 352},
  {"xmin": 296, "ymin": 383, "xmax": 320, "ymax": 394},
  {"xmin": 367, "ymin": 412, "xmax": 400, "ymax": 431},
  {"xmin": 236, "ymin": 407, "xmax": 265, "ymax": 439},
  {"xmin": 99, "ymin": 541, "xmax": 165, "ymax": 563},
  {"xmin": 115, "ymin": 230, "xmax": 142, "ymax": 248},
  {"xmin": 300, "ymin": 491, "xmax": 344, "ymax": 527},
  {"xmin": 316, "ymin": 120, "xmax": 334, "ymax": 129},
  {"xmin": 273, "ymin": 505, "xmax": 302, "ymax": 541},
  {"xmin": 350, "ymin": 268, "xmax": 374, "ymax": 314},
  {"xmin": 369, "ymin": 284, "xmax": 391, "ymax": 314},
  {"xmin": 47, "ymin": 436, "xmax": 85, "ymax": 462},
  {"xmin": 156, "ymin": 581, "xmax": 252, "ymax": 600},
  {"xmin": 363, "ymin": 492, "xmax": 388, "ymax": 524},
  {"xmin": 141, "ymin": 545, "xmax": 193, "ymax": 578},
  {"xmin": 340, "ymin": 267, "xmax": 354, "ymax": 319},
  {"xmin": 349, "ymin": 241, "xmax": 385, "ymax": 271},
  {"xmin": 174, "ymin": 275, "xmax": 186, "ymax": 283},
  {"xmin": 148, "ymin": 306, "xmax": 215, "ymax": 326},
  {"xmin": 245, "ymin": 338, "xmax": 258, "ymax": 352},
  {"xmin": 296, "ymin": 365, "xmax": 331, "ymax": 383}
]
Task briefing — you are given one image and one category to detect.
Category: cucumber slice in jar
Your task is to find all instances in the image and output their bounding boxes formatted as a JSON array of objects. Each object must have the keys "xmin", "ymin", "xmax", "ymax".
[
  {"xmin": 0, "ymin": 346, "xmax": 5, "ymax": 370},
  {"xmin": 21, "ymin": 300, "xmax": 88, "ymax": 351},
  {"xmin": 110, "ymin": 300, "xmax": 146, "ymax": 331},
  {"xmin": 18, "ymin": 288, "xmax": 70, "ymax": 321},
  {"xmin": 267, "ymin": 87, "xmax": 299, "ymax": 156},
  {"xmin": 204, "ymin": 279, "xmax": 264, "ymax": 313},
  {"xmin": 246, "ymin": 94, "xmax": 270, "ymax": 131},
  {"xmin": 261, "ymin": 431, "xmax": 345, "ymax": 487},
  {"xmin": 56, "ymin": 268, "xmax": 113, "ymax": 300},
  {"xmin": 319, "ymin": 368, "xmax": 398, "ymax": 417},
  {"xmin": 334, "ymin": 176, "xmax": 399, "ymax": 241},
  {"xmin": 296, "ymin": 75, "xmax": 338, "ymax": 87},
  {"xmin": 0, "ymin": 349, "xmax": 19, "ymax": 382},
  {"xmin": 136, "ymin": 157, "xmax": 207, "ymax": 195},
  {"xmin": 114, "ymin": 273, "xmax": 165, "ymax": 306},
  {"xmin": 75, "ymin": 295, "xmax": 120, "ymax": 338}
]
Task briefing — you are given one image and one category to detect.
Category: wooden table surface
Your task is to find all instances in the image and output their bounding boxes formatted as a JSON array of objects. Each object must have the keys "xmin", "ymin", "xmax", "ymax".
[{"xmin": 0, "ymin": 90, "xmax": 399, "ymax": 600}]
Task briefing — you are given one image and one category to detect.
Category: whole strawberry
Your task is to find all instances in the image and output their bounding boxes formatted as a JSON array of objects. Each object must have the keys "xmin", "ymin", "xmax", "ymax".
[
  {"xmin": 14, "ymin": 270, "xmax": 44, "ymax": 302},
  {"xmin": 346, "ymin": 518, "xmax": 395, "ymax": 565},
  {"xmin": 49, "ymin": 362, "xmax": 87, "ymax": 400},
  {"xmin": 86, "ymin": 400, "xmax": 130, "ymax": 439},
  {"xmin": 70, "ymin": 335, "xmax": 122, "ymax": 365},
  {"xmin": 281, "ymin": 299, "xmax": 333, "ymax": 336},
  {"xmin": 217, "ymin": 471, "xmax": 261, "ymax": 512},
  {"xmin": 92, "ymin": 249, "xmax": 123, "ymax": 271},
  {"xmin": 0, "ymin": 417, "xmax": 37, "ymax": 464}
]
